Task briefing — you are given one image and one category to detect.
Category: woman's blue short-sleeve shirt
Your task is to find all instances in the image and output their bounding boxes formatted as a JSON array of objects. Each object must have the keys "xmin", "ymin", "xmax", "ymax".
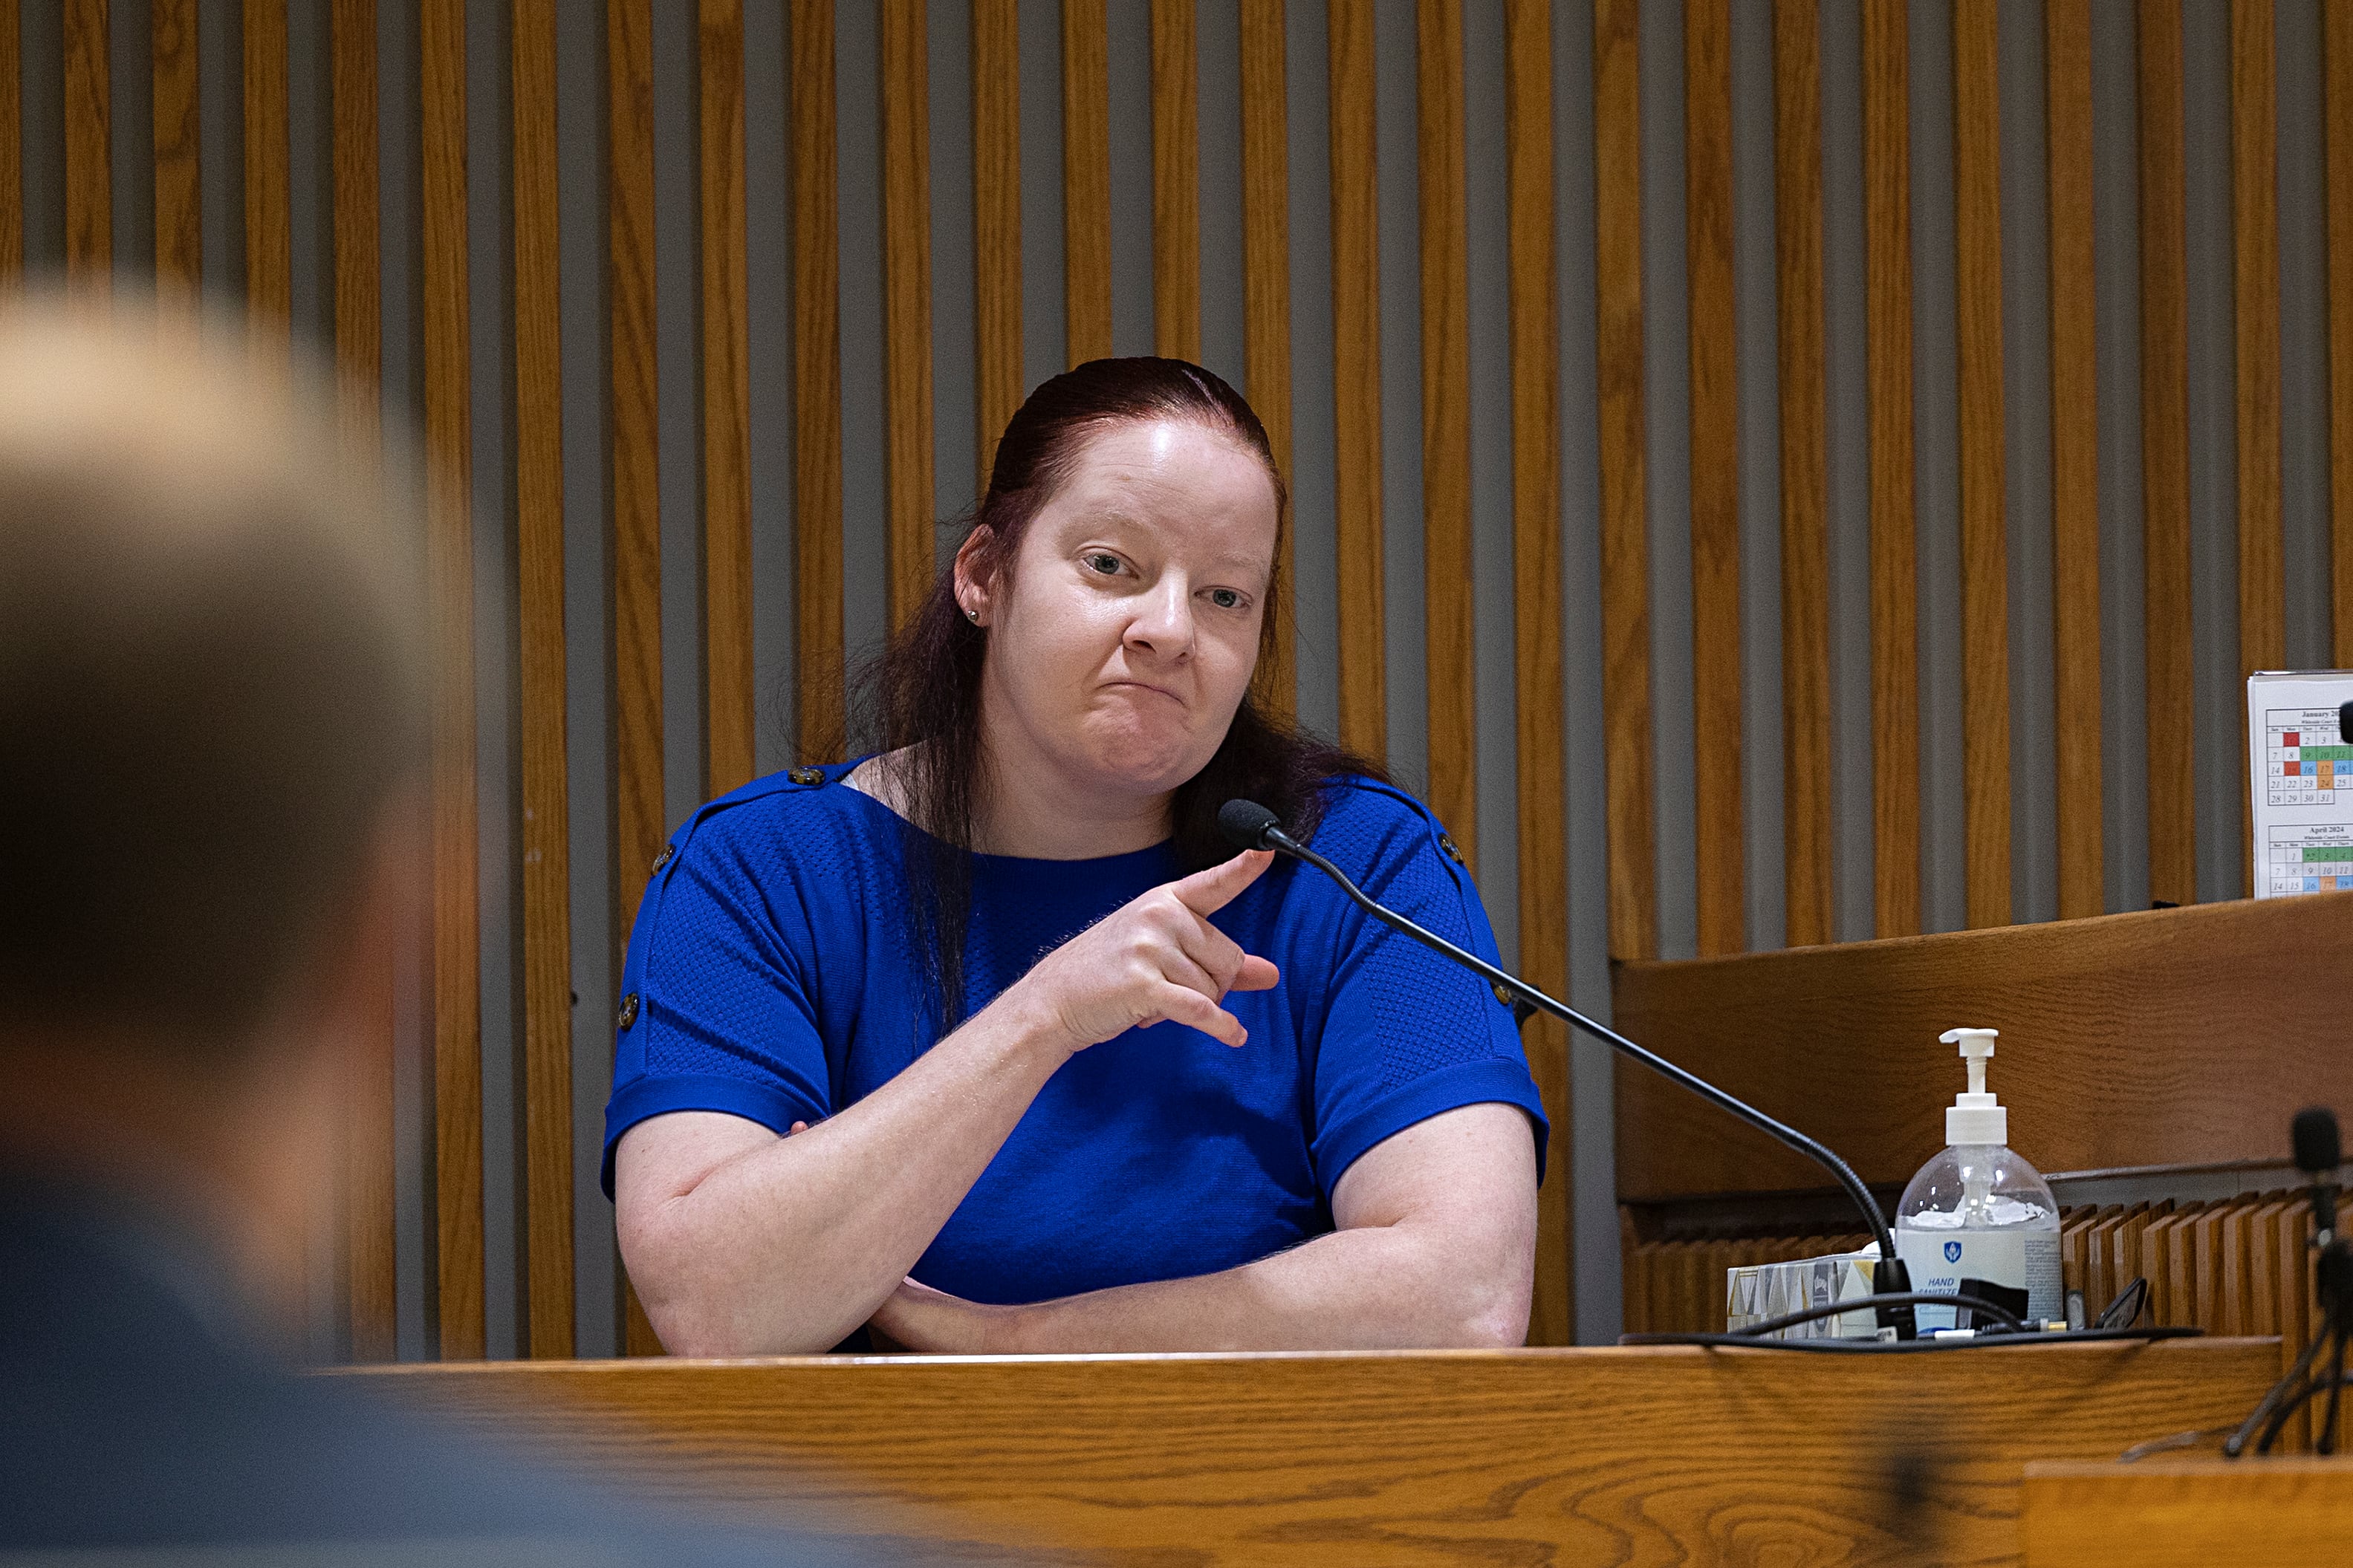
[{"xmin": 602, "ymin": 763, "xmax": 1548, "ymax": 1307}]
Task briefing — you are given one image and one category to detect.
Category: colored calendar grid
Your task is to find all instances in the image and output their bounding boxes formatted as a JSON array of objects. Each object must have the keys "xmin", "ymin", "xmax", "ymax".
[
  {"xmin": 2268, "ymin": 828, "xmax": 2353, "ymax": 894},
  {"xmin": 2265, "ymin": 712, "xmax": 2349, "ymax": 804}
]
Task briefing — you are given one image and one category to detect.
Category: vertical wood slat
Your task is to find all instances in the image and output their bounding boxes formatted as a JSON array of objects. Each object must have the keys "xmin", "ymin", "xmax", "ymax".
[
  {"xmin": 881, "ymin": 1, "xmax": 935, "ymax": 634},
  {"xmin": 1151, "ymin": 0, "xmax": 1200, "ymax": 361},
  {"xmin": 701, "ymin": 0, "xmax": 755, "ymax": 798},
  {"xmin": 332, "ymin": 0, "xmax": 394, "ymax": 1365},
  {"xmin": 1774, "ymin": 0, "xmax": 1832, "ymax": 947},
  {"xmin": 1239, "ymin": 0, "xmax": 1294, "ymax": 722},
  {"xmin": 1592, "ymin": 0, "xmax": 1654, "ymax": 961},
  {"xmin": 0, "ymin": 0, "xmax": 17, "ymax": 279},
  {"xmin": 1952, "ymin": 0, "xmax": 2011, "ymax": 929},
  {"xmin": 973, "ymin": 0, "xmax": 1022, "ymax": 488},
  {"xmin": 1684, "ymin": 0, "xmax": 1742, "ymax": 956},
  {"xmin": 2233, "ymin": 0, "xmax": 2283, "ymax": 900},
  {"xmin": 153, "ymin": 0, "xmax": 202, "ymax": 292},
  {"xmin": 791, "ymin": 0, "xmax": 843, "ymax": 762},
  {"xmin": 2047, "ymin": 0, "xmax": 2102, "ymax": 920},
  {"xmin": 2333, "ymin": 0, "xmax": 2353, "ymax": 668},
  {"xmin": 1863, "ymin": 0, "xmax": 1920, "ymax": 939},
  {"xmin": 1062, "ymin": 0, "xmax": 1112, "ymax": 365},
  {"xmin": 1419, "ymin": 0, "xmax": 1473, "ymax": 865},
  {"xmin": 63, "ymin": 0, "xmax": 108, "ymax": 274},
  {"xmin": 420, "ymin": 0, "xmax": 483, "ymax": 1360},
  {"xmin": 245, "ymin": 0, "xmax": 291, "ymax": 325},
  {"xmin": 513, "ymin": 0, "xmax": 574, "ymax": 1362},
  {"xmin": 1327, "ymin": 0, "xmax": 1385, "ymax": 762},
  {"xmin": 1505, "ymin": 0, "xmax": 1570, "ymax": 1347},
  {"xmin": 2139, "ymin": 0, "xmax": 2196, "ymax": 907}
]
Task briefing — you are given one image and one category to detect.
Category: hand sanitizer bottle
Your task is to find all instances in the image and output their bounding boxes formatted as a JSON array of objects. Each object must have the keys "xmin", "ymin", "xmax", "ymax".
[{"xmin": 1893, "ymin": 1028, "xmax": 2062, "ymax": 1332}]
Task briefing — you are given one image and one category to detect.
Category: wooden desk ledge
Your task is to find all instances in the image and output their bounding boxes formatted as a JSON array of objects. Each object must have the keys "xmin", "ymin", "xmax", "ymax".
[
  {"xmin": 2023, "ymin": 1454, "xmax": 2353, "ymax": 1567},
  {"xmin": 336, "ymin": 1339, "xmax": 2285, "ymax": 1567}
]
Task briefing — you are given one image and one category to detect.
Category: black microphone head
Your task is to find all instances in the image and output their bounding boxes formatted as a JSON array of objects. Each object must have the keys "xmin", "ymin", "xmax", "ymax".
[
  {"xmin": 2341, "ymin": 699, "xmax": 2353, "ymax": 746},
  {"xmin": 1217, "ymin": 798, "xmax": 1282, "ymax": 852},
  {"xmin": 2294, "ymin": 1106, "xmax": 2343, "ymax": 1175}
]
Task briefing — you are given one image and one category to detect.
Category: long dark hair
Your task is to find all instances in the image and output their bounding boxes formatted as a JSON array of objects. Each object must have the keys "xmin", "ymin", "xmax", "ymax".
[{"xmin": 851, "ymin": 356, "xmax": 1382, "ymax": 1029}]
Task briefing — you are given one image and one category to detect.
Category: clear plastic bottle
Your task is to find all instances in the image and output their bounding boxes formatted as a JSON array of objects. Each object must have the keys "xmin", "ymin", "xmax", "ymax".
[{"xmin": 1892, "ymin": 1028, "xmax": 2062, "ymax": 1332}]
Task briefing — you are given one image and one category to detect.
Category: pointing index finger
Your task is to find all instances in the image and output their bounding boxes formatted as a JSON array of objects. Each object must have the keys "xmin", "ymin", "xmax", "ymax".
[{"xmin": 1169, "ymin": 848, "xmax": 1276, "ymax": 916}]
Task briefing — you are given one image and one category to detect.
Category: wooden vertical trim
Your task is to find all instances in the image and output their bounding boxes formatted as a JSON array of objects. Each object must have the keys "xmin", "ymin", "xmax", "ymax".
[
  {"xmin": 2233, "ymin": 0, "xmax": 2282, "ymax": 900},
  {"xmin": 2332, "ymin": 0, "xmax": 2353, "ymax": 667},
  {"xmin": 333, "ymin": 0, "xmax": 392, "ymax": 1364},
  {"xmin": 245, "ymin": 0, "xmax": 291, "ymax": 325},
  {"xmin": 1592, "ymin": 0, "xmax": 1654, "ymax": 961},
  {"xmin": 973, "ymin": 0, "xmax": 1022, "ymax": 489},
  {"xmin": 1152, "ymin": 0, "xmax": 1200, "ymax": 361},
  {"xmin": 791, "ymin": 0, "xmax": 843, "ymax": 761},
  {"xmin": 0, "ymin": 0, "xmax": 18, "ymax": 279},
  {"xmin": 63, "ymin": 0, "xmax": 108, "ymax": 275},
  {"xmin": 2048, "ymin": 0, "xmax": 2101, "ymax": 920},
  {"xmin": 1505, "ymin": 0, "xmax": 1569, "ymax": 1347},
  {"xmin": 1863, "ymin": 0, "xmax": 1919, "ymax": 938},
  {"xmin": 1685, "ymin": 0, "xmax": 1742, "ymax": 955},
  {"xmin": 1953, "ymin": 0, "xmax": 2010, "ymax": 929},
  {"xmin": 1063, "ymin": 0, "xmax": 1112, "ymax": 365},
  {"xmin": 2139, "ymin": 0, "xmax": 2195, "ymax": 906},
  {"xmin": 1328, "ymin": 0, "xmax": 1385, "ymax": 762},
  {"xmin": 1419, "ymin": 0, "xmax": 1473, "ymax": 864},
  {"xmin": 701, "ymin": 0, "xmax": 754, "ymax": 798},
  {"xmin": 1239, "ymin": 0, "xmax": 1294, "ymax": 723},
  {"xmin": 881, "ymin": 1, "xmax": 935, "ymax": 634},
  {"xmin": 513, "ymin": 0, "xmax": 574, "ymax": 1362},
  {"xmin": 153, "ymin": 0, "xmax": 202, "ymax": 293},
  {"xmin": 420, "ymin": 0, "xmax": 482, "ymax": 1360}
]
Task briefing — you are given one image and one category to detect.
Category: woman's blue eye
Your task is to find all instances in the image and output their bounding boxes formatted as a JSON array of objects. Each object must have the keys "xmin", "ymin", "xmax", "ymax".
[
  {"xmin": 1209, "ymin": 588, "xmax": 1244, "ymax": 610},
  {"xmin": 1084, "ymin": 553, "xmax": 1121, "ymax": 575}
]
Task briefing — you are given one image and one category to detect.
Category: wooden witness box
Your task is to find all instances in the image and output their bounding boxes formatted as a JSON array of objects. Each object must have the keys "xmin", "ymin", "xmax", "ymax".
[{"xmin": 346, "ymin": 1338, "xmax": 2286, "ymax": 1566}]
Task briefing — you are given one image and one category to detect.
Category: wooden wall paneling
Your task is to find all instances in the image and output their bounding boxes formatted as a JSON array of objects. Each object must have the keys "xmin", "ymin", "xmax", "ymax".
[
  {"xmin": 1591, "ymin": 0, "xmax": 1655, "ymax": 961},
  {"xmin": 1062, "ymin": 0, "xmax": 1112, "ymax": 365},
  {"xmin": 1505, "ymin": 0, "xmax": 1568, "ymax": 1347},
  {"xmin": 513, "ymin": 0, "xmax": 574, "ymax": 1362},
  {"xmin": 2332, "ymin": 1, "xmax": 2353, "ymax": 667},
  {"xmin": 881, "ymin": 0, "xmax": 935, "ymax": 634},
  {"xmin": 1151, "ymin": 0, "xmax": 1200, "ymax": 362},
  {"xmin": 152, "ymin": 0, "xmax": 201, "ymax": 292},
  {"xmin": 2139, "ymin": 0, "xmax": 2196, "ymax": 907},
  {"xmin": 0, "ymin": 0, "xmax": 17, "ymax": 279},
  {"xmin": 1951, "ymin": 0, "xmax": 2011, "ymax": 929},
  {"xmin": 332, "ymin": 0, "xmax": 394, "ymax": 1364},
  {"xmin": 1239, "ymin": 0, "xmax": 1294, "ymax": 721},
  {"xmin": 1862, "ymin": 0, "xmax": 1919, "ymax": 937},
  {"xmin": 973, "ymin": 0, "xmax": 1022, "ymax": 489},
  {"xmin": 2232, "ymin": 0, "xmax": 2282, "ymax": 900},
  {"xmin": 790, "ymin": 0, "xmax": 843, "ymax": 761},
  {"xmin": 701, "ymin": 0, "xmax": 754, "ymax": 798},
  {"xmin": 420, "ymin": 0, "xmax": 482, "ymax": 1360},
  {"xmin": 1418, "ymin": 0, "xmax": 1473, "ymax": 865},
  {"xmin": 2046, "ymin": 0, "xmax": 2101, "ymax": 920},
  {"xmin": 245, "ymin": 0, "xmax": 291, "ymax": 325},
  {"xmin": 1327, "ymin": 0, "xmax": 1385, "ymax": 761},
  {"xmin": 1684, "ymin": 0, "xmax": 1742, "ymax": 956},
  {"xmin": 63, "ymin": 0, "xmax": 108, "ymax": 274}
]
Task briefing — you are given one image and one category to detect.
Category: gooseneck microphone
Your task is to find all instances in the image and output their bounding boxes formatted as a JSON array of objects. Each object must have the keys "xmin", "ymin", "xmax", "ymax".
[
  {"xmin": 2226, "ymin": 1105, "xmax": 2349, "ymax": 1456},
  {"xmin": 1218, "ymin": 798, "xmax": 1920, "ymax": 1340},
  {"xmin": 2294, "ymin": 1105, "xmax": 2341, "ymax": 1248}
]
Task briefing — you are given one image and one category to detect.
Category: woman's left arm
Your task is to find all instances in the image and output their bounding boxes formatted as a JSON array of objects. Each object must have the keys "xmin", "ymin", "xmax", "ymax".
[{"xmin": 866, "ymin": 1101, "xmax": 1539, "ymax": 1353}]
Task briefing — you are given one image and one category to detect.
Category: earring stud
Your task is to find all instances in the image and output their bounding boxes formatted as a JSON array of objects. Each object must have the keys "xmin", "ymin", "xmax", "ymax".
[{"xmin": 966, "ymin": 607, "xmax": 979, "ymax": 622}]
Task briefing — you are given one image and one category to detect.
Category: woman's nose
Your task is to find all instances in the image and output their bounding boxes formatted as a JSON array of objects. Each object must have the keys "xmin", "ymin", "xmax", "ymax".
[{"xmin": 1124, "ymin": 580, "xmax": 1195, "ymax": 661}]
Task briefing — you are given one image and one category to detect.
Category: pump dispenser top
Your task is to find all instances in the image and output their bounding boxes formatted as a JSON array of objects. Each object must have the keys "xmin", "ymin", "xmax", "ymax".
[{"xmin": 1940, "ymin": 1027, "xmax": 2006, "ymax": 1145}]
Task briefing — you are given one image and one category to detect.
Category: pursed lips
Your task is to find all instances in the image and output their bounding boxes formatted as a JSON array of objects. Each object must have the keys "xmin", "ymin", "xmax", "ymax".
[{"xmin": 1101, "ymin": 678, "xmax": 1185, "ymax": 707}]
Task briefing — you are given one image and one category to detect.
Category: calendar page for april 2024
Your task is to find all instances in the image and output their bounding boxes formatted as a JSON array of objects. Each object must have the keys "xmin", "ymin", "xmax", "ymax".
[{"xmin": 2248, "ymin": 670, "xmax": 2353, "ymax": 899}]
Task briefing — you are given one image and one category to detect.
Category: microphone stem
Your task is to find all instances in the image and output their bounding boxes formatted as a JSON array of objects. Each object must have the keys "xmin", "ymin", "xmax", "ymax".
[{"xmin": 1268, "ymin": 829, "xmax": 1901, "ymax": 1266}]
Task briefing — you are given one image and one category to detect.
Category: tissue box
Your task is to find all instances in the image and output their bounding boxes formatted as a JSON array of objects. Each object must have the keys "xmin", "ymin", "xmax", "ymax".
[{"xmin": 1725, "ymin": 1247, "xmax": 1886, "ymax": 1341}]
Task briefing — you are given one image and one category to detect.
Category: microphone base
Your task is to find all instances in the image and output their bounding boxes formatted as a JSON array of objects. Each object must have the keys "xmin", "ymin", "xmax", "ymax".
[{"xmin": 1874, "ymin": 1258, "xmax": 1918, "ymax": 1341}]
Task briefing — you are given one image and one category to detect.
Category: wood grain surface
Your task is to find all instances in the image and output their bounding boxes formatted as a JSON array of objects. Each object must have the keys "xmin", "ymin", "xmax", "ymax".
[
  {"xmin": 701, "ymin": 0, "xmax": 756, "ymax": 798},
  {"xmin": 63, "ymin": 0, "xmax": 108, "ymax": 274},
  {"xmin": 1152, "ymin": 0, "xmax": 1200, "ymax": 362},
  {"xmin": 340, "ymin": 1340, "xmax": 2282, "ymax": 1566},
  {"xmin": 1328, "ymin": 0, "xmax": 1385, "ymax": 764},
  {"xmin": 2022, "ymin": 1458, "xmax": 2353, "ymax": 1567},
  {"xmin": 790, "ymin": 0, "xmax": 843, "ymax": 759},
  {"xmin": 2046, "ymin": 0, "xmax": 2102, "ymax": 922},
  {"xmin": 244, "ymin": 0, "xmax": 291, "ymax": 326},
  {"xmin": 2334, "ymin": 1, "xmax": 2353, "ymax": 668},
  {"xmin": 1418, "ymin": 0, "xmax": 1473, "ymax": 869},
  {"xmin": 1591, "ymin": 0, "xmax": 1655, "ymax": 963},
  {"xmin": 2232, "ymin": 0, "xmax": 2282, "ymax": 900},
  {"xmin": 421, "ymin": 0, "xmax": 482, "ymax": 1361},
  {"xmin": 972, "ymin": 0, "xmax": 1022, "ymax": 489},
  {"xmin": 1239, "ymin": 0, "xmax": 1294, "ymax": 723},
  {"xmin": 1953, "ymin": 0, "xmax": 2010, "ymax": 930},
  {"xmin": 1062, "ymin": 0, "xmax": 1112, "ymax": 366},
  {"xmin": 1506, "ymin": 0, "xmax": 1568, "ymax": 1348},
  {"xmin": 881, "ymin": 0, "xmax": 936, "ymax": 634},
  {"xmin": 0, "ymin": 0, "xmax": 17, "ymax": 279},
  {"xmin": 2138, "ymin": 0, "xmax": 2196, "ymax": 908},
  {"xmin": 1684, "ymin": 0, "xmax": 1742, "ymax": 957},
  {"xmin": 1863, "ymin": 0, "xmax": 1919, "ymax": 939},
  {"xmin": 1612, "ymin": 893, "xmax": 2353, "ymax": 1201},
  {"xmin": 152, "ymin": 0, "xmax": 201, "ymax": 293}
]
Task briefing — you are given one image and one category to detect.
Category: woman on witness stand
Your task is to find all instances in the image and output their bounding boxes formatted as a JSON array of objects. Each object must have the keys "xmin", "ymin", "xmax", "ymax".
[{"xmin": 606, "ymin": 358, "xmax": 1545, "ymax": 1355}]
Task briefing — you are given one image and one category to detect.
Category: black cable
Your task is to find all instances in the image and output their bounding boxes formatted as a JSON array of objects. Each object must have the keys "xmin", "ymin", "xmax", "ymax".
[
  {"xmin": 1718, "ymin": 1289, "xmax": 2024, "ymax": 1340},
  {"xmin": 1620, "ymin": 1326, "xmax": 2200, "ymax": 1354},
  {"xmin": 2227, "ymin": 1312, "xmax": 2340, "ymax": 1457},
  {"xmin": 2254, "ymin": 1347, "xmax": 2351, "ymax": 1456},
  {"xmin": 2322, "ymin": 1331, "xmax": 2346, "ymax": 1457}
]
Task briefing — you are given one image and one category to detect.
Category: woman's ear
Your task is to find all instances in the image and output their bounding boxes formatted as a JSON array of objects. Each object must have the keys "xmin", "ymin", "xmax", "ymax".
[{"xmin": 952, "ymin": 525, "xmax": 997, "ymax": 625}]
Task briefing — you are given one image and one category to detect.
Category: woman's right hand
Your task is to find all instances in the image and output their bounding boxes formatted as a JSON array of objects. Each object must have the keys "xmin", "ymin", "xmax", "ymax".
[{"xmin": 1011, "ymin": 848, "xmax": 1281, "ymax": 1054}]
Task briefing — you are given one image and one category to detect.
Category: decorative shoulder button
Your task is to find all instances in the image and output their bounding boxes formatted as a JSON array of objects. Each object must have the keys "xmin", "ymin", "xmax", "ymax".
[
  {"xmin": 1437, "ymin": 831, "xmax": 1465, "ymax": 865},
  {"xmin": 787, "ymin": 765, "xmax": 825, "ymax": 786},
  {"xmin": 651, "ymin": 845, "xmax": 674, "ymax": 874},
  {"xmin": 616, "ymin": 992, "xmax": 640, "ymax": 1030},
  {"xmin": 1493, "ymin": 983, "xmax": 1514, "ymax": 1008}
]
